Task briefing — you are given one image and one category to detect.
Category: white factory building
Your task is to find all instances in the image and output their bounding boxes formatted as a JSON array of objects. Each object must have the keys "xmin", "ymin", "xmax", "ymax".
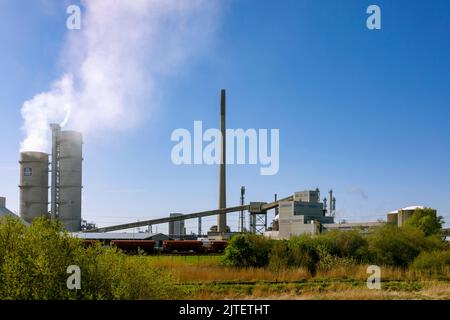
[{"xmin": 265, "ymin": 190, "xmax": 335, "ymax": 239}]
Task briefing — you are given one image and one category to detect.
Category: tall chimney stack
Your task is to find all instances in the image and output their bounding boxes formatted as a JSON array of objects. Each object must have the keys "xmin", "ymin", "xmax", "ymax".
[{"xmin": 218, "ymin": 89, "xmax": 227, "ymax": 233}]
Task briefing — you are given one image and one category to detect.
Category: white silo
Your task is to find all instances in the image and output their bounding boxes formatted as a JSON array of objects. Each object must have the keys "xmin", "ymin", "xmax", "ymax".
[
  {"xmin": 58, "ymin": 131, "xmax": 83, "ymax": 232},
  {"xmin": 19, "ymin": 151, "xmax": 49, "ymax": 223}
]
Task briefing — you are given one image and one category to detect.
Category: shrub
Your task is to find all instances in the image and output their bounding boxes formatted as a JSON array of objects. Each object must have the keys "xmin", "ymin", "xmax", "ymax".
[
  {"xmin": 268, "ymin": 240, "xmax": 290, "ymax": 271},
  {"xmin": 317, "ymin": 230, "xmax": 369, "ymax": 262},
  {"xmin": 405, "ymin": 208, "xmax": 444, "ymax": 236},
  {"xmin": 268, "ymin": 235, "xmax": 320, "ymax": 275},
  {"xmin": 410, "ymin": 250, "xmax": 450, "ymax": 272},
  {"xmin": 0, "ymin": 216, "xmax": 180, "ymax": 299},
  {"xmin": 222, "ymin": 234, "xmax": 272, "ymax": 268},
  {"xmin": 288, "ymin": 235, "xmax": 320, "ymax": 275},
  {"xmin": 367, "ymin": 224, "xmax": 444, "ymax": 267}
]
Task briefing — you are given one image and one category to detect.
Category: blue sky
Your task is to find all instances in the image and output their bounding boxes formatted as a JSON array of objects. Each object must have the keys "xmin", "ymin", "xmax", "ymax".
[{"xmin": 0, "ymin": 0, "xmax": 449, "ymax": 232}]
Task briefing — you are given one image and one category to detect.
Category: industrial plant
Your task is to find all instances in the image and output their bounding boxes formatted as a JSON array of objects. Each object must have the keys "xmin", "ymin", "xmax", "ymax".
[
  {"xmin": 18, "ymin": 124, "xmax": 83, "ymax": 232},
  {"xmin": 1, "ymin": 89, "xmax": 445, "ymax": 251}
]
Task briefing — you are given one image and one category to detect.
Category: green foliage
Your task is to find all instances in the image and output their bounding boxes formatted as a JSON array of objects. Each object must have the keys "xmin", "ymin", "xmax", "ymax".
[
  {"xmin": 268, "ymin": 240, "xmax": 291, "ymax": 271},
  {"xmin": 0, "ymin": 216, "xmax": 180, "ymax": 300},
  {"xmin": 367, "ymin": 224, "xmax": 445, "ymax": 267},
  {"xmin": 222, "ymin": 223, "xmax": 446, "ymax": 271},
  {"xmin": 317, "ymin": 230, "xmax": 369, "ymax": 262},
  {"xmin": 405, "ymin": 208, "xmax": 444, "ymax": 236},
  {"xmin": 285, "ymin": 235, "xmax": 320, "ymax": 275},
  {"xmin": 269, "ymin": 233, "xmax": 363, "ymax": 274},
  {"xmin": 222, "ymin": 234, "xmax": 272, "ymax": 268},
  {"xmin": 268, "ymin": 236, "xmax": 320, "ymax": 275},
  {"xmin": 410, "ymin": 250, "xmax": 450, "ymax": 272}
]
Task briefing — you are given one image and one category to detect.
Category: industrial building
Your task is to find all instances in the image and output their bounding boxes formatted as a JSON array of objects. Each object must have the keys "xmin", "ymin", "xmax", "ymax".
[
  {"xmin": 72, "ymin": 232, "xmax": 170, "ymax": 248},
  {"xmin": 19, "ymin": 151, "xmax": 49, "ymax": 223},
  {"xmin": 387, "ymin": 206, "xmax": 427, "ymax": 227},
  {"xmin": 19, "ymin": 124, "xmax": 83, "ymax": 232},
  {"xmin": 5, "ymin": 89, "xmax": 446, "ymax": 243},
  {"xmin": 168, "ymin": 213, "xmax": 186, "ymax": 238},
  {"xmin": 0, "ymin": 197, "xmax": 12, "ymax": 218},
  {"xmin": 0, "ymin": 196, "xmax": 29, "ymax": 225},
  {"xmin": 265, "ymin": 189, "xmax": 335, "ymax": 239},
  {"xmin": 1, "ymin": 197, "xmax": 18, "ymax": 219}
]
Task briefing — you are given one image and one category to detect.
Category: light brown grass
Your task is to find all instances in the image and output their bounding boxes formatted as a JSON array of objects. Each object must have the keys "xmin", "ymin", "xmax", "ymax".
[{"xmin": 135, "ymin": 255, "xmax": 450, "ymax": 300}]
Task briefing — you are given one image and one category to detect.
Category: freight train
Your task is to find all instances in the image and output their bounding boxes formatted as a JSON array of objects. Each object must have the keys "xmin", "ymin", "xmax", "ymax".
[{"xmin": 81, "ymin": 239, "xmax": 228, "ymax": 254}]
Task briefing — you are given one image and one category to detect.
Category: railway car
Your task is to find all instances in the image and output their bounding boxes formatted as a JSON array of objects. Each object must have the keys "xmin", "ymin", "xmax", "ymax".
[
  {"xmin": 162, "ymin": 240, "xmax": 204, "ymax": 253},
  {"xmin": 208, "ymin": 240, "xmax": 228, "ymax": 253},
  {"xmin": 110, "ymin": 240, "xmax": 156, "ymax": 253},
  {"xmin": 81, "ymin": 239, "xmax": 100, "ymax": 247}
]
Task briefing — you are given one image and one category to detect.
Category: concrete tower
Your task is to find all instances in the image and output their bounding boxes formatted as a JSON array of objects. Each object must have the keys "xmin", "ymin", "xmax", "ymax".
[
  {"xmin": 218, "ymin": 89, "xmax": 227, "ymax": 233},
  {"xmin": 50, "ymin": 124, "xmax": 83, "ymax": 232},
  {"xmin": 19, "ymin": 151, "xmax": 49, "ymax": 223}
]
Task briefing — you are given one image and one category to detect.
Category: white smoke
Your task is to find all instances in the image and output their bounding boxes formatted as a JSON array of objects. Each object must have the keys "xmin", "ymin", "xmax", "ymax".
[{"xmin": 20, "ymin": 0, "xmax": 220, "ymax": 152}]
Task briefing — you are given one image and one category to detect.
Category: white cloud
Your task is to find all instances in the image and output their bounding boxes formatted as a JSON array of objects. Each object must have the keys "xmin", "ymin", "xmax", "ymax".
[{"xmin": 20, "ymin": 0, "xmax": 221, "ymax": 152}]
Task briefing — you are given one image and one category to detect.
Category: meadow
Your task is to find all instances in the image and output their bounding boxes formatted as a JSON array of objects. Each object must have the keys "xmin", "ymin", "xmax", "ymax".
[
  {"xmin": 132, "ymin": 255, "xmax": 450, "ymax": 299},
  {"xmin": 1, "ymin": 213, "xmax": 449, "ymax": 300}
]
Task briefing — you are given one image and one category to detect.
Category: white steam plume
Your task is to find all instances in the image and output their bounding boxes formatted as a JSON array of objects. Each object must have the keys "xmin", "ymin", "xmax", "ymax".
[{"xmin": 20, "ymin": 0, "xmax": 220, "ymax": 152}]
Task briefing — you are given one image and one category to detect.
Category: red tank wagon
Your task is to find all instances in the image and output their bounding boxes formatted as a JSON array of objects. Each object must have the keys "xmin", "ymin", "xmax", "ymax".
[
  {"xmin": 81, "ymin": 239, "xmax": 100, "ymax": 247},
  {"xmin": 208, "ymin": 240, "xmax": 228, "ymax": 253},
  {"xmin": 162, "ymin": 240, "xmax": 204, "ymax": 253},
  {"xmin": 110, "ymin": 240, "xmax": 156, "ymax": 253}
]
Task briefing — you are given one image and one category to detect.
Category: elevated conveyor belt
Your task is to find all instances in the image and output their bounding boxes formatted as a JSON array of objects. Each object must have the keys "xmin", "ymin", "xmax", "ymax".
[{"xmin": 90, "ymin": 195, "xmax": 293, "ymax": 233}]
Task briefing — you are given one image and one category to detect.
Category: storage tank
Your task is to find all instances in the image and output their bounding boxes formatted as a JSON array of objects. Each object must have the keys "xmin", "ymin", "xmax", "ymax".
[
  {"xmin": 19, "ymin": 152, "xmax": 49, "ymax": 223},
  {"xmin": 59, "ymin": 131, "xmax": 82, "ymax": 231},
  {"xmin": 387, "ymin": 213, "xmax": 398, "ymax": 225}
]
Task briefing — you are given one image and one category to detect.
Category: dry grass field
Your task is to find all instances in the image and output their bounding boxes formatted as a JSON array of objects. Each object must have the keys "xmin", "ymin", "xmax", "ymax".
[{"xmin": 133, "ymin": 255, "xmax": 450, "ymax": 300}]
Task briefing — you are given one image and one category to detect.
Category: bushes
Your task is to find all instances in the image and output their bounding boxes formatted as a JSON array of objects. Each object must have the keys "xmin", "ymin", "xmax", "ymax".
[
  {"xmin": 367, "ymin": 224, "xmax": 445, "ymax": 267},
  {"xmin": 0, "ymin": 216, "xmax": 180, "ymax": 300},
  {"xmin": 318, "ymin": 230, "xmax": 369, "ymax": 262},
  {"xmin": 405, "ymin": 208, "xmax": 444, "ymax": 236},
  {"xmin": 410, "ymin": 251, "xmax": 450, "ymax": 272},
  {"xmin": 222, "ymin": 224, "xmax": 447, "ymax": 273},
  {"xmin": 269, "ymin": 236, "xmax": 320, "ymax": 275},
  {"xmin": 222, "ymin": 234, "xmax": 272, "ymax": 268}
]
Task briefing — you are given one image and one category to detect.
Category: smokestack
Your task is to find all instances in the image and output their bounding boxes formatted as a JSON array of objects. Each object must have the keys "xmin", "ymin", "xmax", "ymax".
[{"xmin": 218, "ymin": 89, "xmax": 227, "ymax": 233}]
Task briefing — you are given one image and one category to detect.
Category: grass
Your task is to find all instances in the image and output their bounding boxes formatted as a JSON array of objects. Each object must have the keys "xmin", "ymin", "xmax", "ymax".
[{"xmin": 134, "ymin": 255, "xmax": 450, "ymax": 299}]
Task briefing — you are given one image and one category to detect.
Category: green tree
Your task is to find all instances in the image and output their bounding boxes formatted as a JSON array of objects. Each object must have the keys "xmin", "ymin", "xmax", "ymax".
[
  {"xmin": 222, "ymin": 234, "xmax": 272, "ymax": 267},
  {"xmin": 405, "ymin": 208, "xmax": 444, "ymax": 236},
  {"xmin": 0, "ymin": 216, "xmax": 180, "ymax": 299},
  {"xmin": 317, "ymin": 230, "xmax": 369, "ymax": 262},
  {"xmin": 367, "ymin": 223, "xmax": 444, "ymax": 267}
]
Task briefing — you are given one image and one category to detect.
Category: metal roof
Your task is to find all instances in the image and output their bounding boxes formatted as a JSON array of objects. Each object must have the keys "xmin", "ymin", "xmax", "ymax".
[
  {"xmin": 70, "ymin": 232, "xmax": 170, "ymax": 240},
  {"xmin": 323, "ymin": 222, "xmax": 383, "ymax": 228},
  {"xmin": 0, "ymin": 208, "xmax": 30, "ymax": 226},
  {"xmin": 388, "ymin": 205, "xmax": 425, "ymax": 214},
  {"xmin": 0, "ymin": 207, "xmax": 16, "ymax": 217}
]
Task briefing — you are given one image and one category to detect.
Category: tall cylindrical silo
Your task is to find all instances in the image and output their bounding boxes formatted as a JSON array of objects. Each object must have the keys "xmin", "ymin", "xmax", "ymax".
[
  {"xmin": 19, "ymin": 151, "xmax": 49, "ymax": 223},
  {"xmin": 59, "ymin": 131, "xmax": 82, "ymax": 232}
]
